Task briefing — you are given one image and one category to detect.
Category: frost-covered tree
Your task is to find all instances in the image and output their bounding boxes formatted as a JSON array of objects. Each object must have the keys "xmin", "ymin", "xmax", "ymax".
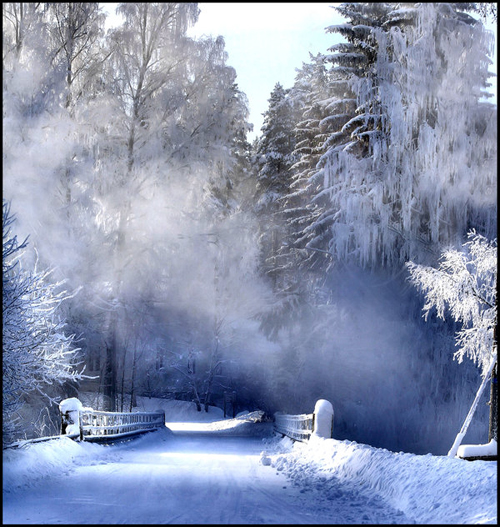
[
  {"xmin": 407, "ymin": 230, "xmax": 497, "ymax": 451},
  {"xmin": 2, "ymin": 3, "xmax": 44, "ymax": 62},
  {"xmin": 3, "ymin": 2, "xmax": 258, "ymax": 414},
  {"xmin": 375, "ymin": 3, "xmax": 497, "ymax": 262},
  {"xmin": 178, "ymin": 36, "xmax": 253, "ymax": 213},
  {"xmin": 3, "ymin": 201, "xmax": 84, "ymax": 444},
  {"xmin": 295, "ymin": 3, "xmax": 496, "ymax": 271},
  {"xmin": 407, "ymin": 231, "xmax": 497, "ymax": 376},
  {"xmin": 253, "ymin": 82, "xmax": 300, "ymax": 286},
  {"xmin": 82, "ymin": 2, "xmax": 199, "ymax": 410},
  {"xmin": 44, "ymin": 3, "xmax": 105, "ymax": 110}
]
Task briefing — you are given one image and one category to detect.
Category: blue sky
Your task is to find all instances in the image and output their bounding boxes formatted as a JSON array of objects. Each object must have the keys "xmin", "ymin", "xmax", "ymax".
[{"xmin": 186, "ymin": 3, "xmax": 344, "ymax": 142}]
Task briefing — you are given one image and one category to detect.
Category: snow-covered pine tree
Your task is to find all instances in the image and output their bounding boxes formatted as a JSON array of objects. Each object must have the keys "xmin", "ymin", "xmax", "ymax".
[
  {"xmin": 283, "ymin": 51, "xmax": 357, "ymax": 275},
  {"xmin": 306, "ymin": 2, "xmax": 496, "ymax": 270},
  {"xmin": 283, "ymin": 54, "xmax": 338, "ymax": 275},
  {"xmin": 323, "ymin": 2, "xmax": 389, "ymax": 158},
  {"xmin": 252, "ymin": 82, "xmax": 300, "ymax": 285},
  {"xmin": 256, "ymin": 54, "xmax": 345, "ymax": 344},
  {"xmin": 274, "ymin": 3, "xmax": 391, "ymax": 281},
  {"xmin": 303, "ymin": 2, "xmax": 397, "ymax": 269}
]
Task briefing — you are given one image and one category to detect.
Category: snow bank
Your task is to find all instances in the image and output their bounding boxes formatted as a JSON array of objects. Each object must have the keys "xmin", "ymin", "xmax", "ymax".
[
  {"xmin": 267, "ymin": 435, "xmax": 497, "ymax": 524},
  {"xmin": 3, "ymin": 436, "xmax": 109, "ymax": 493},
  {"xmin": 3, "ymin": 427, "xmax": 173, "ymax": 494}
]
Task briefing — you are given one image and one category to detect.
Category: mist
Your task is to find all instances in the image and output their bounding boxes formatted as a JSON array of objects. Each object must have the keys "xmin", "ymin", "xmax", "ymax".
[{"xmin": 3, "ymin": 3, "xmax": 496, "ymax": 454}]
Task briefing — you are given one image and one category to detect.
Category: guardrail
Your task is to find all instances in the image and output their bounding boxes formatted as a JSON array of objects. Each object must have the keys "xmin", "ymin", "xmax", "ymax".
[
  {"xmin": 274, "ymin": 399, "xmax": 333, "ymax": 442},
  {"xmin": 60, "ymin": 398, "xmax": 165, "ymax": 442},
  {"xmin": 274, "ymin": 412, "xmax": 314, "ymax": 441},
  {"xmin": 3, "ymin": 406, "xmax": 165, "ymax": 449},
  {"xmin": 78, "ymin": 409, "xmax": 165, "ymax": 441}
]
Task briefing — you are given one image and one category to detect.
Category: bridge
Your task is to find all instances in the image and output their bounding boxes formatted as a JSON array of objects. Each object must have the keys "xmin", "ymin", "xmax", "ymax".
[
  {"xmin": 4, "ymin": 396, "xmax": 495, "ymax": 524},
  {"xmin": 3, "ymin": 397, "xmax": 415, "ymax": 524}
]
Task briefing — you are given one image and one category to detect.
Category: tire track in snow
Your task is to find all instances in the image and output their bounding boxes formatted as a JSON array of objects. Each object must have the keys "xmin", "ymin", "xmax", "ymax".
[{"xmin": 4, "ymin": 428, "xmax": 411, "ymax": 524}]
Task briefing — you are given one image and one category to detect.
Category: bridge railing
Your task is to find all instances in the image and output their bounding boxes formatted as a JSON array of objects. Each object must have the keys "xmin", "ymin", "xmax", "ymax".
[
  {"xmin": 274, "ymin": 399, "xmax": 333, "ymax": 442},
  {"xmin": 60, "ymin": 398, "xmax": 165, "ymax": 442},
  {"xmin": 274, "ymin": 412, "xmax": 314, "ymax": 441},
  {"xmin": 79, "ymin": 409, "xmax": 165, "ymax": 441}
]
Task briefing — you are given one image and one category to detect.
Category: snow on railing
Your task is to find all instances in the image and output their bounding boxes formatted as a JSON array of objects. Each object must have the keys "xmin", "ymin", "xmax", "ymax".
[
  {"xmin": 78, "ymin": 409, "xmax": 165, "ymax": 441},
  {"xmin": 274, "ymin": 412, "xmax": 314, "ymax": 442},
  {"xmin": 60, "ymin": 398, "xmax": 165, "ymax": 442},
  {"xmin": 274, "ymin": 399, "xmax": 334, "ymax": 442}
]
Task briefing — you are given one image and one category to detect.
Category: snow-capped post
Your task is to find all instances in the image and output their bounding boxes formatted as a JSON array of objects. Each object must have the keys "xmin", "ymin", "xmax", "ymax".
[
  {"xmin": 312, "ymin": 399, "xmax": 334, "ymax": 439},
  {"xmin": 60, "ymin": 398, "xmax": 84, "ymax": 440}
]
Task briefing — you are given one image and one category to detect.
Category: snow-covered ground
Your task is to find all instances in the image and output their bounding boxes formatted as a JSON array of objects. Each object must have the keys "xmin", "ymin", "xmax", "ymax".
[
  {"xmin": 265, "ymin": 436, "xmax": 497, "ymax": 524},
  {"xmin": 3, "ymin": 398, "xmax": 497, "ymax": 524}
]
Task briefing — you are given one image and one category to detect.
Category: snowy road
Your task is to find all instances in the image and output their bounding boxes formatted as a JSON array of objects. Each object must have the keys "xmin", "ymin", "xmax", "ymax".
[{"xmin": 3, "ymin": 426, "xmax": 412, "ymax": 524}]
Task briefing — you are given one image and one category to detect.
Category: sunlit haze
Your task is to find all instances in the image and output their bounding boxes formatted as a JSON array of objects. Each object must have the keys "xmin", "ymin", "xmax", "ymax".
[{"xmin": 103, "ymin": 3, "xmax": 497, "ymax": 143}]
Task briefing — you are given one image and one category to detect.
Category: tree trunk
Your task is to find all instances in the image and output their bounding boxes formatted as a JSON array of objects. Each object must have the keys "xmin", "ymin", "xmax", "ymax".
[
  {"xmin": 448, "ymin": 356, "xmax": 497, "ymax": 457},
  {"xmin": 488, "ymin": 323, "xmax": 497, "ymax": 442},
  {"xmin": 192, "ymin": 385, "xmax": 202, "ymax": 412},
  {"xmin": 203, "ymin": 381, "xmax": 212, "ymax": 413},
  {"xmin": 119, "ymin": 347, "xmax": 127, "ymax": 412},
  {"xmin": 190, "ymin": 374, "xmax": 202, "ymax": 412},
  {"xmin": 203, "ymin": 352, "xmax": 219, "ymax": 413},
  {"xmin": 103, "ymin": 338, "xmax": 117, "ymax": 411},
  {"xmin": 104, "ymin": 203, "xmax": 128, "ymax": 412},
  {"xmin": 488, "ymin": 361, "xmax": 497, "ymax": 442},
  {"xmin": 129, "ymin": 347, "xmax": 138, "ymax": 412}
]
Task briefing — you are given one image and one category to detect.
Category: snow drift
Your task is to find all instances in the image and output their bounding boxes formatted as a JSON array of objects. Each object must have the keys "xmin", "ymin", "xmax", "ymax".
[{"xmin": 266, "ymin": 434, "xmax": 497, "ymax": 524}]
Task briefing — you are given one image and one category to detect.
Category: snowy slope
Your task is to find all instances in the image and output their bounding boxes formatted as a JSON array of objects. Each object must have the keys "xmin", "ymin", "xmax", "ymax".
[
  {"xmin": 135, "ymin": 396, "xmax": 227, "ymax": 422},
  {"xmin": 264, "ymin": 434, "xmax": 497, "ymax": 524}
]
